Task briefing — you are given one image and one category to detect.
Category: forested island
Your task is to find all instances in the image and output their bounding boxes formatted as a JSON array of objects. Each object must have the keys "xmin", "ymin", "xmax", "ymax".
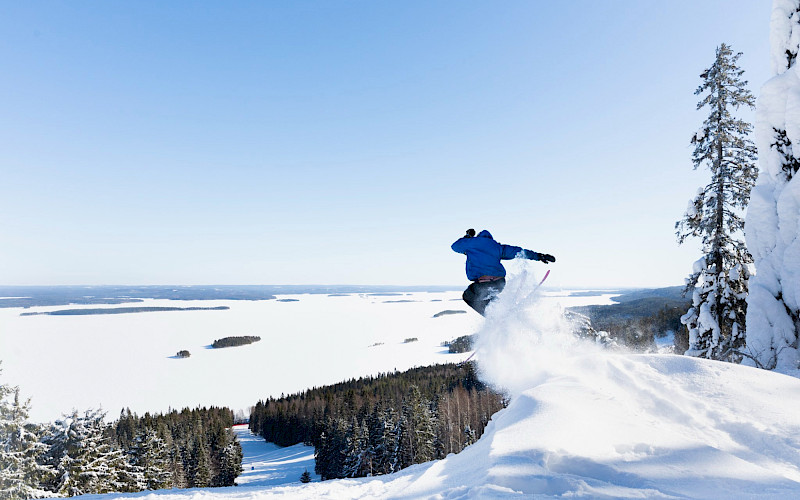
[
  {"xmin": 211, "ymin": 336, "xmax": 261, "ymax": 348},
  {"xmin": 20, "ymin": 306, "xmax": 229, "ymax": 316}
]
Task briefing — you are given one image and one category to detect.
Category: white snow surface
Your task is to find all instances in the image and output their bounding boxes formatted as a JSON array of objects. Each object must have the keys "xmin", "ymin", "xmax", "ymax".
[
  {"xmin": 233, "ymin": 425, "xmax": 319, "ymax": 487},
  {"xmin": 6, "ymin": 266, "xmax": 800, "ymax": 498}
]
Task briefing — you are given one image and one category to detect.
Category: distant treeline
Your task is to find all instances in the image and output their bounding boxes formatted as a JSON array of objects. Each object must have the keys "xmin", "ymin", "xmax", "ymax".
[
  {"xmin": 211, "ymin": 336, "xmax": 261, "ymax": 348},
  {"xmin": 21, "ymin": 306, "xmax": 229, "ymax": 316},
  {"xmin": 569, "ymin": 287, "xmax": 690, "ymax": 351},
  {"xmin": 249, "ymin": 363, "xmax": 507, "ymax": 480}
]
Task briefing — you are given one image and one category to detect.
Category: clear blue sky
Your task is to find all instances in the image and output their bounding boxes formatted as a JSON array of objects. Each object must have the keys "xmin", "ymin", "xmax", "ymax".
[{"xmin": 0, "ymin": 0, "xmax": 772, "ymax": 288}]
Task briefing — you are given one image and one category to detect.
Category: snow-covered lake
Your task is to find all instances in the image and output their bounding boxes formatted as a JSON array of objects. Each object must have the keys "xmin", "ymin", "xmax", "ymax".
[{"xmin": 0, "ymin": 284, "xmax": 615, "ymax": 423}]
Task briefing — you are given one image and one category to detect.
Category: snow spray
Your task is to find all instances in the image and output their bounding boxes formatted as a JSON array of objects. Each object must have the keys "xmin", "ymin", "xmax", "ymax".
[{"xmin": 472, "ymin": 259, "xmax": 600, "ymax": 397}]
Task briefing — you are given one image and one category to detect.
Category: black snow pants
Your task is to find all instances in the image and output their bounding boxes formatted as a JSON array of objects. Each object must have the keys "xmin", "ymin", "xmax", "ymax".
[{"xmin": 462, "ymin": 278, "xmax": 506, "ymax": 316}]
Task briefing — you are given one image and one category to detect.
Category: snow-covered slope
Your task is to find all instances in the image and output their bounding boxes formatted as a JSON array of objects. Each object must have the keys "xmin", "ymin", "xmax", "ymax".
[
  {"xmin": 233, "ymin": 425, "xmax": 319, "ymax": 487},
  {"xmin": 73, "ymin": 267, "xmax": 800, "ymax": 499},
  {"xmin": 75, "ymin": 355, "xmax": 800, "ymax": 500}
]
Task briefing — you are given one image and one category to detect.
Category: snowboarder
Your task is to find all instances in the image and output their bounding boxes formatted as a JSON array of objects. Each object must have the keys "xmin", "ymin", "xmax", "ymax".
[{"xmin": 452, "ymin": 229, "xmax": 555, "ymax": 316}]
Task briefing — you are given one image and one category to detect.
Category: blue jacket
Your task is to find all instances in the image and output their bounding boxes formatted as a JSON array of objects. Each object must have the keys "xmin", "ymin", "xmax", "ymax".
[{"xmin": 451, "ymin": 230, "xmax": 540, "ymax": 281}]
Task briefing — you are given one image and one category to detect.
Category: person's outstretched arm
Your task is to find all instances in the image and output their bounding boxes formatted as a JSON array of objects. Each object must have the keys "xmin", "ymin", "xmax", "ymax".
[{"xmin": 501, "ymin": 245, "xmax": 556, "ymax": 264}]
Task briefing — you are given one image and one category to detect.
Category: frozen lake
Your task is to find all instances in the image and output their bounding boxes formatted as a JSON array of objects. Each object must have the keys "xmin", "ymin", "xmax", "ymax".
[{"xmin": 0, "ymin": 287, "xmax": 617, "ymax": 422}]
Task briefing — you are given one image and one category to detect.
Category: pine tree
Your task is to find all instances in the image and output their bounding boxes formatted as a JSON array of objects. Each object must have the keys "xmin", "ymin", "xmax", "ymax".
[
  {"xmin": 0, "ymin": 377, "xmax": 52, "ymax": 500},
  {"xmin": 214, "ymin": 435, "xmax": 243, "ymax": 487},
  {"xmin": 43, "ymin": 409, "xmax": 141, "ymax": 496},
  {"xmin": 343, "ymin": 418, "xmax": 372, "ymax": 478},
  {"xmin": 300, "ymin": 469, "xmax": 312, "ymax": 483},
  {"xmin": 314, "ymin": 418, "xmax": 347, "ymax": 480},
  {"xmin": 366, "ymin": 402, "xmax": 393, "ymax": 476},
  {"xmin": 392, "ymin": 412, "xmax": 412, "ymax": 471},
  {"xmin": 129, "ymin": 428, "xmax": 171, "ymax": 490},
  {"xmin": 463, "ymin": 424, "xmax": 477, "ymax": 447},
  {"xmin": 676, "ymin": 43, "xmax": 757, "ymax": 362},
  {"xmin": 189, "ymin": 437, "xmax": 211, "ymax": 488},
  {"xmin": 403, "ymin": 386, "xmax": 436, "ymax": 465},
  {"xmin": 393, "ymin": 386, "xmax": 436, "ymax": 471}
]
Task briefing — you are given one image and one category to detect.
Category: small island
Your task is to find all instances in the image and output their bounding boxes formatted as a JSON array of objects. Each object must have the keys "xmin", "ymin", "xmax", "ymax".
[
  {"xmin": 442, "ymin": 334, "xmax": 474, "ymax": 353},
  {"xmin": 433, "ymin": 310, "xmax": 467, "ymax": 318},
  {"xmin": 211, "ymin": 336, "xmax": 261, "ymax": 348}
]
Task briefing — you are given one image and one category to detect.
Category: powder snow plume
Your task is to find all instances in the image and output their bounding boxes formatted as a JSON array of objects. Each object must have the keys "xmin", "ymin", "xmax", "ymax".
[{"xmin": 473, "ymin": 259, "xmax": 602, "ymax": 397}]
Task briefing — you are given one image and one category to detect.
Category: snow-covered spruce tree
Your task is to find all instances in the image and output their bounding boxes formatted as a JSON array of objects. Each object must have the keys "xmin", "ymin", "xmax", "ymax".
[
  {"xmin": 42, "ymin": 409, "xmax": 142, "ymax": 496},
  {"xmin": 396, "ymin": 386, "xmax": 435, "ymax": 467},
  {"xmin": 314, "ymin": 418, "xmax": 347, "ymax": 480},
  {"xmin": 128, "ymin": 428, "xmax": 171, "ymax": 490},
  {"xmin": 676, "ymin": 43, "xmax": 758, "ymax": 362},
  {"xmin": 216, "ymin": 438, "xmax": 243, "ymax": 487},
  {"xmin": 744, "ymin": 0, "xmax": 800, "ymax": 372},
  {"xmin": 0, "ymin": 372, "xmax": 52, "ymax": 500},
  {"xmin": 342, "ymin": 418, "xmax": 372, "ymax": 478},
  {"xmin": 188, "ymin": 437, "xmax": 211, "ymax": 488},
  {"xmin": 368, "ymin": 402, "xmax": 396, "ymax": 476}
]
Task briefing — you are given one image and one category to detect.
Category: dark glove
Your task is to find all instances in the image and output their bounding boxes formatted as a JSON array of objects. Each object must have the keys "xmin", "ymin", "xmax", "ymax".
[
  {"xmin": 465, "ymin": 228, "xmax": 476, "ymax": 238},
  {"xmin": 537, "ymin": 253, "xmax": 556, "ymax": 264}
]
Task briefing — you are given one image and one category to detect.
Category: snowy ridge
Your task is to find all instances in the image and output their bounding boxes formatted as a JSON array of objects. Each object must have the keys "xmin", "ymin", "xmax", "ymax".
[{"xmin": 76, "ymin": 264, "xmax": 800, "ymax": 499}]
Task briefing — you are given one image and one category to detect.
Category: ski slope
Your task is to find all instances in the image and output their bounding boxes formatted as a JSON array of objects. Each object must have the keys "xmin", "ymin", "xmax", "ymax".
[
  {"xmin": 72, "ymin": 267, "xmax": 800, "ymax": 499},
  {"xmin": 233, "ymin": 425, "xmax": 319, "ymax": 487}
]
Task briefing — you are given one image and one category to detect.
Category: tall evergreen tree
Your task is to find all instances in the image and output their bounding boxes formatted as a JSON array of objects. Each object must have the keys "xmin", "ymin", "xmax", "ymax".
[
  {"xmin": 367, "ymin": 402, "xmax": 395, "ymax": 476},
  {"xmin": 676, "ymin": 43, "xmax": 757, "ymax": 362},
  {"xmin": 216, "ymin": 439, "xmax": 243, "ymax": 487},
  {"xmin": 392, "ymin": 412, "xmax": 412, "ymax": 471},
  {"xmin": 342, "ymin": 418, "xmax": 371, "ymax": 478},
  {"xmin": 129, "ymin": 428, "xmax": 172, "ymax": 490},
  {"xmin": 314, "ymin": 418, "xmax": 347, "ymax": 480},
  {"xmin": 403, "ymin": 386, "xmax": 436, "ymax": 464},
  {"xmin": 0, "ymin": 376, "xmax": 51, "ymax": 500},
  {"xmin": 189, "ymin": 437, "xmax": 212, "ymax": 488}
]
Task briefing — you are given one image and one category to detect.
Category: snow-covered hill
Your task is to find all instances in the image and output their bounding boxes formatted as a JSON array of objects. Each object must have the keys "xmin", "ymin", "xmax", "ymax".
[{"xmin": 67, "ymin": 267, "xmax": 800, "ymax": 499}]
